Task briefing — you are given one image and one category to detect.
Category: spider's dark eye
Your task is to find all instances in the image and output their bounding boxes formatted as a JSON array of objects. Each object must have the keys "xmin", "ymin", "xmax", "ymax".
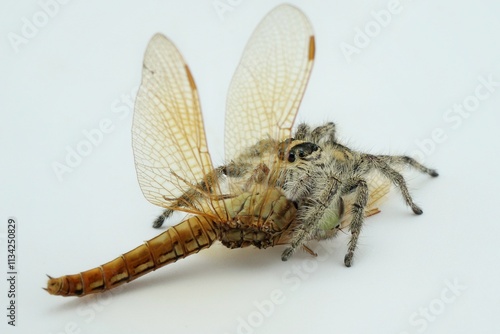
[
  {"xmin": 288, "ymin": 152, "xmax": 296, "ymax": 163},
  {"xmin": 298, "ymin": 149, "xmax": 305, "ymax": 158}
]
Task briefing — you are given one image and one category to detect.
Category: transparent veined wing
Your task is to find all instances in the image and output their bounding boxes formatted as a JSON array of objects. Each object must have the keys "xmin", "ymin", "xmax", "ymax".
[
  {"xmin": 225, "ymin": 4, "xmax": 315, "ymax": 162},
  {"xmin": 132, "ymin": 34, "xmax": 215, "ymax": 210}
]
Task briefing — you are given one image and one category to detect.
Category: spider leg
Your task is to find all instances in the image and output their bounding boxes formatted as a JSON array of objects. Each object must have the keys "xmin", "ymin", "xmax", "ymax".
[
  {"xmin": 343, "ymin": 178, "xmax": 369, "ymax": 267},
  {"xmin": 365, "ymin": 155, "xmax": 425, "ymax": 215},
  {"xmin": 295, "ymin": 122, "xmax": 337, "ymax": 144},
  {"xmin": 281, "ymin": 175, "xmax": 342, "ymax": 261},
  {"xmin": 376, "ymin": 155, "xmax": 439, "ymax": 177}
]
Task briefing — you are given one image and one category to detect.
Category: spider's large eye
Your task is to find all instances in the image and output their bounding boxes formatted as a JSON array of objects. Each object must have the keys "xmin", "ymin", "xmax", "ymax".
[
  {"xmin": 288, "ymin": 152, "xmax": 296, "ymax": 163},
  {"xmin": 290, "ymin": 142, "xmax": 320, "ymax": 161}
]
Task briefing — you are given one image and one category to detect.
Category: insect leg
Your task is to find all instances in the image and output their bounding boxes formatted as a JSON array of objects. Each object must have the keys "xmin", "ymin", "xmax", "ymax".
[
  {"xmin": 152, "ymin": 168, "xmax": 225, "ymax": 228},
  {"xmin": 153, "ymin": 209, "xmax": 174, "ymax": 228}
]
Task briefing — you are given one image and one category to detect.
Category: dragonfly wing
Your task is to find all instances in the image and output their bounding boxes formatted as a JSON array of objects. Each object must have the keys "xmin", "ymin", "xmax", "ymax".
[
  {"xmin": 133, "ymin": 34, "xmax": 215, "ymax": 209},
  {"xmin": 225, "ymin": 4, "xmax": 315, "ymax": 162}
]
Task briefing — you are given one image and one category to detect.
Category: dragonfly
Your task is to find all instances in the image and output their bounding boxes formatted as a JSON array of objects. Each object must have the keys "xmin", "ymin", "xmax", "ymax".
[{"xmin": 45, "ymin": 4, "xmax": 419, "ymax": 297}]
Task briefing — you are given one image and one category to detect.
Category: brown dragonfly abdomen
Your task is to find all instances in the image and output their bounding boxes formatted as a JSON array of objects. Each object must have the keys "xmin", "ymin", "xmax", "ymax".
[
  {"xmin": 45, "ymin": 214, "xmax": 218, "ymax": 297},
  {"xmin": 46, "ymin": 188, "xmax": 297, "ymax": 297}
]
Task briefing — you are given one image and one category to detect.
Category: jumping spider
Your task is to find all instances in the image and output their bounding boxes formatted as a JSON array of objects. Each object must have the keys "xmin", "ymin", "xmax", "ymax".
[{"xmin": 277, "ymin": 122, "xmax": 438, "ymax": 266}]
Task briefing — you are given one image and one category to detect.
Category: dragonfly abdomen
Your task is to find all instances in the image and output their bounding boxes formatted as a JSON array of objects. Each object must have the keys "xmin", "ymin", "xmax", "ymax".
[{"xmin": 46, "ymin": 216, "xmax": 218, "ymax": 297}]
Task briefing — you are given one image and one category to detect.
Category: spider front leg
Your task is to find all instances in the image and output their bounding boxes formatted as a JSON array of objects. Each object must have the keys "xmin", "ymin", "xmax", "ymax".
[
  {"xmin": 342, "ymin": 178, "xmax": 369, "ymax": 267},
  {"xmin": 281, "ymin": 175, "xmax": 343, "ymax": 261},
  {"xmin": 281, "ymin": 175, "xmax": 369, "ymax": 267}
]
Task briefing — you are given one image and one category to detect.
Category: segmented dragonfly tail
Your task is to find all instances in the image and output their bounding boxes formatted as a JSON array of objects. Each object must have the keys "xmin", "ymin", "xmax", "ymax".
[{"xmin": 45, "ymin": 216, "xmax": 217, "ymax": 297}]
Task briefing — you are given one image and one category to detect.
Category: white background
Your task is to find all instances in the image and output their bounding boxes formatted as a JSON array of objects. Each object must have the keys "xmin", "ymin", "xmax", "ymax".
[{"xmin": 1, "ymin": 0, "xmax": 500, "ymax": 333}]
